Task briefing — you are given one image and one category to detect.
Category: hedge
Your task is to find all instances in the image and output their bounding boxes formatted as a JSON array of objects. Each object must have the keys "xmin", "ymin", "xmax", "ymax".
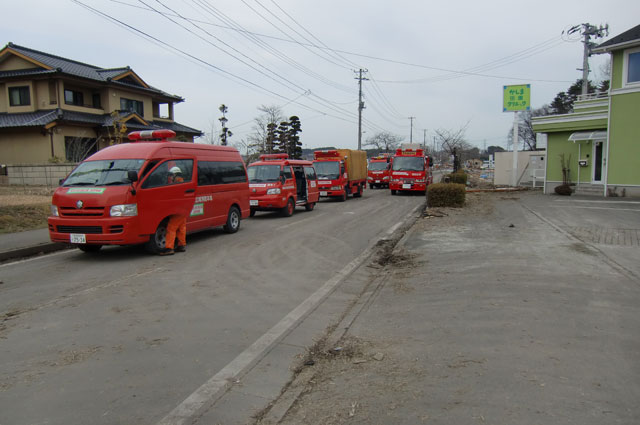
[
  {"xmin": 427, "ymin": 183, "xmax": 466, "ymax": 207},
  {"xmin": 446, "ymin": 171, "xmax": 468, "ymax": 185}
]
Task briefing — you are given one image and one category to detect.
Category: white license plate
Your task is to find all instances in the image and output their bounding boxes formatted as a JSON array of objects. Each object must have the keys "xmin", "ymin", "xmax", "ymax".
[
  {"xmin": 375, "ymin": 180, "xmax": 380, "ymax": 183},
  {"xmin": 320, "ymin": 191, "xmax": 327, "ymax": 196},
  {"xmin": 402, "ymin": 184, "xmax": 412, "ymax": 189},
  {"xmin": 250, "ymin": 200, "xmax": 258, "ymax": 206},
  {"xmin": 70, "ymin": 233, "xmax": 86, "ymax": 244}
]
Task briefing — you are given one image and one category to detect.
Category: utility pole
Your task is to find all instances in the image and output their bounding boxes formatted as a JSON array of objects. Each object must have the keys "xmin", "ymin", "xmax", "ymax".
[
  {"xmin": 567, "ymin": 23, "xmax": 608, "ymax": 95},
  {"xmin": 355, "ymin": 69, "xmax": 368, "ymax": 150},
  {"xmin": 423, "ymin": 129, "xmax": 427, "ymax": 152},
  {"xmin": 408, "ymin": 117, "xmax": 415, "ymax": 143}
]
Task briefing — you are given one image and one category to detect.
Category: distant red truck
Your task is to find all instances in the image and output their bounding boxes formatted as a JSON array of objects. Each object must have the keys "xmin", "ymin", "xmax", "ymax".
[
  {"xmin": 389, "ymin": 148, "xmax": 433, "ymax": 195},
  {"xmin": 313, "ymin": 149, "xmax": 367, "ymax": 201},
  {"xmin": 367, "ymin": 153, "xmax": 392, "ymax": 189}
]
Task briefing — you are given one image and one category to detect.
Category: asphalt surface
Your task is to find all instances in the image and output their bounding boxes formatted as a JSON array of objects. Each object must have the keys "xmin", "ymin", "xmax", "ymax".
[{"xmin": 0, "ymin": 188, "xmax": 424, "ymax": 425}]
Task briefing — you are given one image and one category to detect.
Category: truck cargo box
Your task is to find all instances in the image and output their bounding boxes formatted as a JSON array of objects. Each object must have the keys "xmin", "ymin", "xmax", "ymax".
[{"xmin": 336, "ymin": 149, "xmax": 367, "ymax": 181}]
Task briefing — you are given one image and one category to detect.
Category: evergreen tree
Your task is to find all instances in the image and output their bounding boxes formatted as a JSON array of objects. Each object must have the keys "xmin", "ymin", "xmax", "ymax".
[
  {"xmin": 275, "ymin": 121, "xmax": 290, "ymax": 154},
  {"xmin": 265, "ymin": 122, "xmax": 277, "ymax": 154},
  {"xmin": 287, "ymin": 116, "xmax": 302, "ymax": 159}
]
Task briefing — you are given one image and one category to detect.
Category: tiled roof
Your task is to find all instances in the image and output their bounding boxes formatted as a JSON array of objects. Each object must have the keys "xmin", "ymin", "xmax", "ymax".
[
  {"xmin": 0, "ymin": 68, "xmax": 57, "ymax": 79},
  {"xmin": 1, "ymin": 43, "xmax": 183, "ymax": 101},
  {"xmin": 594, "ymin": 24, "xmax": 640, "ymax": 52},
  {"xmin": 0, "ymin": 109, "xmax": 202, "ymax": 136}
]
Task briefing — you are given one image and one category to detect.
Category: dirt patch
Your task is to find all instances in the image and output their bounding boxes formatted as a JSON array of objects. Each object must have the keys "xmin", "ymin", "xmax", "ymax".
[{"xmin": 0, "ymin": 185, "xmax": 53, "ymax": 233}]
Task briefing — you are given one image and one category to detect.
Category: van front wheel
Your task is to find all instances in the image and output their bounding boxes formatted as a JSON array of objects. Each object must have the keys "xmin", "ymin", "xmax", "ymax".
[
  {"xmin": 281, "ymin": 198, "xmax": 295, "ymax": 217},
  {"xmin": 146, "ymin": 220, "xmax": 168, "ymax": 253}
]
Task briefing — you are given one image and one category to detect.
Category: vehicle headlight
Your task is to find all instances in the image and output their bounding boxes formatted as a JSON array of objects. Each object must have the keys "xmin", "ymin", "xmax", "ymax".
[
  {"xmin": 50, "ymin": 205, "xmax": 59, "ymax": 217},
  {"xmin": 415, "ymin": 179, "xmax": 425, "ymax": 183},
  {"xmin": 267, "ymin": 188, "xmax": 281, "ymax": 195},
  {"xmin": 110, "ymin": 203, "xmax": 138, "ymax": 217},
  {"xmin": 383, "ymin": 176, "xmax": 389, "ymax": 180},
  {"xmin": 331, "ymin": 186, "xmax": 342, "ymax": 190}
]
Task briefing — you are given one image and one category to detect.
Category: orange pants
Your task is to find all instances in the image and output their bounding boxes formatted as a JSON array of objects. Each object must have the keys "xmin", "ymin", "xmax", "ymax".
[{"xmin": 165, "ymin": 215, "xmax": 186, "ymax": 249}]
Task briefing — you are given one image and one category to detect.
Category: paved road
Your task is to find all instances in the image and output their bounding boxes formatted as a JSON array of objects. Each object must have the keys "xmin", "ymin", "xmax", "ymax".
[{"xmin": 0, "ymin": 188, "xmax": 424, "ymax": 425}]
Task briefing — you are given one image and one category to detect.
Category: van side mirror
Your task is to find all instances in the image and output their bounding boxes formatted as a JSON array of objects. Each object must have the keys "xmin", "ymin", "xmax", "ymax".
[
  {"xmin": 59, "ymin": 178, "xmax": 65, "ymax": 186},
  {"xmin": 127, "ymin": 170, "xmax": 138, "ymax": 182}
]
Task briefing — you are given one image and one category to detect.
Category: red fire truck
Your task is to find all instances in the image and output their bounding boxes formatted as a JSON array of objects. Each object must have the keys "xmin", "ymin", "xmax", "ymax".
[
  {"xmin": 313, "ymin": 149, "xmax": 367, "ymax": 201},
  {"xmin": 389, "ymin": 148, "xmax": 433, "ymax": 195},
  {"xmin": 247, "ymin": 153, "xmax": 319, "ymax": 217},
  {"xmin": 367, "ymin": 153, "xmax": 392, "ymax": 189}
]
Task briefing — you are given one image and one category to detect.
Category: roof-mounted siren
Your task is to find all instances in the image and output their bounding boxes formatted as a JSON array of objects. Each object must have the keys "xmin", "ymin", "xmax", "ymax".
[
  {"xmin": 259, "ymin": 153, "xmax": 289, "ymax": 161},
  {"xmin": 128, "ymin": 129, "xmax": 176, "ymax": 142}
]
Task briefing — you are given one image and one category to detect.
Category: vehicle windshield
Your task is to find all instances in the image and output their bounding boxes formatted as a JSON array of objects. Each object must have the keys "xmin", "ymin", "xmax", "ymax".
[
  {"xmin": 313, "ymin": 161, "xmax": 340, "ymax": 179},
  {"xmin": 368, "ymin": 161, "xmax": 388, "ymax": 171},
  {"xmin": 62, "ymin": 159, "xmax": 145, "ymax": 187},
  {"xmin": 247, "ymin": 164, "xmax": 281, "ymax": 183},
  {"xmin": 392, "ymin": 156, "xmax": 424, "ymax": 171}
]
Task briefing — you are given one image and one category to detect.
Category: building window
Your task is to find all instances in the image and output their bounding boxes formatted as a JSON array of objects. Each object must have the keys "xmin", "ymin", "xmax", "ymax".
[
  {"xmin": 9, "ymin": 86, "xmax": 30, "ymax": 106},
  {"xmin": 92, "ymin": 93, "xmax": 101, "ymax": 109},
  {"xmin": 120, "ymin": 98, "xmax": 144, "ymax": 116},
  {"xmin": 64, "ymin": 89, "xmax": 84, "ymax": 106},
  {"xmin": 623, "ymin": 47, "xmax": 640, "ymax": 87}
]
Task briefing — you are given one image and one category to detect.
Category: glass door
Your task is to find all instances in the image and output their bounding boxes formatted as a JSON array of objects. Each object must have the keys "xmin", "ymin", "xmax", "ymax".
[{"xmin": 592, "ymin": 140, "xmax": 604, "ymax": 183}]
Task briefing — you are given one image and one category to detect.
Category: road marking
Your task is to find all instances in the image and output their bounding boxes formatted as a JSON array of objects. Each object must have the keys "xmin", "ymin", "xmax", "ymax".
[
  {"xmin": 155, "ymin": 203, "xmax": 423, "ymax": 425},
  {"xmin": 548, "ymin": 206, "xmax": 640, "ymax": 212},
  {"xmin": 0, "ymin": 248, "xmax": 74, "ymax": 269},
  {"xmin": 553, "ymin": 200, "xmax": 640, "ymax": 204}
]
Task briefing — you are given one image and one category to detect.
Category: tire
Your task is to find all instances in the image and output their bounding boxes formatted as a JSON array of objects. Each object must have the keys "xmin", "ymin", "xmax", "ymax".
[
  {"xmin": 369, "ymin": 184, "xmax": 373, "ymax": 189},
  {"xmin": 338, "ymin": 191, "xmax": 347, "ymax": 202},
  {"xmin": 146, "ymin": 219, "xmax": 168, "ymax": 254},
  {"xmin": 249, "ymin": 208, "xmax": 256, "ymax": 217},
  {"xmin": 304, "ymin": 202, "xmax": 315, "ymax": 211},
  {"xmin": 78, "ymin": 244, "xmax": 102, "ymax": 253},
  {"xmin": 281, "ymin": 198, "xmax": 295, "ymax": 217},
  {"xmin": 391, "ymin": 189, "xmax": 397, "ymax": 195},
  {"xmin": 353, "ymin": 184, "xmax": 363, "ymax": 198},
  {"xmin": 223, "ymin": 206, "xmax": 241, "ymax": 233}
]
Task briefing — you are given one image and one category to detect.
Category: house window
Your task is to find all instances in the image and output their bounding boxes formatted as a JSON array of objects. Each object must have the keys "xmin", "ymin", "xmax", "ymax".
[
  {"xmin": 120, "ymin": 98, "xmax": 144, "ymax": 116},
  {"xmin": 64, "ymin": 89, "xmax": 84, "ymax": 106},
  {"xmin": 92, "ymin": 93, "xmax": 101, "ymax": 109},
  {"xmin": 9, "ymin": 86, "xmax": 30, "ymax": 106},
  {"xmin": 624, "ymin": 47, "xmax": 640, "ymax": 87}
]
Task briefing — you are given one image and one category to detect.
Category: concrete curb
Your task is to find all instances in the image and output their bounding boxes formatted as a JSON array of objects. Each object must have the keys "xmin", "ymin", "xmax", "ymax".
[{"xmin": 0, "ymin": 242, "xmax": 69, "ymax": 263}]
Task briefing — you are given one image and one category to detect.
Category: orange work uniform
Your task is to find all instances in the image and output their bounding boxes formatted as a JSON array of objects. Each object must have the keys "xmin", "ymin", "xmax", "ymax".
[{"xmin": 165, "ymin": 174, "xmax": 186, "ymax": 250}]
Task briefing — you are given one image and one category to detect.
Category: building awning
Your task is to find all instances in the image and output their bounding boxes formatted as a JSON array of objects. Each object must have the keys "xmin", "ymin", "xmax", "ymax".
[{"xmin": 568, "ymin": 131, "xmax": 607, "ymax": 142}]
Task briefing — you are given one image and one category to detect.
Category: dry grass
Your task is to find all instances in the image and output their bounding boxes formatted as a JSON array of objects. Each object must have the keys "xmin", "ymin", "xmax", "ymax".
[{"xmin": 0, "ymin": 185, "xmax": 53, "ymax": 233}]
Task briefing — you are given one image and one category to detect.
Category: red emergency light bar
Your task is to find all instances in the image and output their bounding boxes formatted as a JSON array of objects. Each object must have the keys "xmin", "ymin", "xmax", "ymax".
[
  {"xmin": 128, "ymin": 129, "xmax": 176, "ymax": 141},
  {"xmin": 395, "ymin": 148, "xmax": 424, "ymax": 156},
  {"xmin": 259, "ymin": 153, "xmax": 289, "ymax": 161},
  {"xmin": 314, "ymin": 150, "xmax": 340, "ymax": 159}
]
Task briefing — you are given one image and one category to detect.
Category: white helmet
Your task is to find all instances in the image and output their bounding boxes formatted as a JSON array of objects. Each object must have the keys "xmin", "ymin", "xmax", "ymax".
[{"xmin": 169, "ymin": 166, "xmax": 182, "ymax": 174}]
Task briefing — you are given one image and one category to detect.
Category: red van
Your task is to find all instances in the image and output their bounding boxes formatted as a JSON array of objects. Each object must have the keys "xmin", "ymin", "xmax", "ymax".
[
  {"xmin": 48, "ymin": 130, "xmax": 250, "ymax": 253},
  {"xmin": 247, "ymin": 153, "xmax": 319, "ymax": 217}
]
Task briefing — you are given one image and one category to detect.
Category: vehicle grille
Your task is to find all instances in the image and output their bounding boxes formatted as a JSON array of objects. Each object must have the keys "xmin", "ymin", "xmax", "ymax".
[
  {"xmin": 56, "ymin": 226, "xmax": 103, "ymax": 234},
  {"xmin": 59, "ymin": 207, "xmax": 105, "ymax": 217}
]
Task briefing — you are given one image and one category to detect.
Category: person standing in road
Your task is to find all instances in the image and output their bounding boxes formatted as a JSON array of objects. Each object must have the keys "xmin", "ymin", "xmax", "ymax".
[{"xmin": 159, "ymin": 166, "xmax": 187, "ymax": 255}]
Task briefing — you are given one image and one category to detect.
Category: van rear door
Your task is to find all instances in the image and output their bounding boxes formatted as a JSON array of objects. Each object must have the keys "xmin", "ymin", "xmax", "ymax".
[{"xmin": 136, "ymin": 158, "xmax": 196, "ymax": 235}]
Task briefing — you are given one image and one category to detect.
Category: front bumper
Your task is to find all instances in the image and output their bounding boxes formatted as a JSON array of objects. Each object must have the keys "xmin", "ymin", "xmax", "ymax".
[
  {"xmin": 389, "ymin": 181, "xmax": 426, "ymax": 192},
  {"xmin": 48, "ymin": 216, "xmax": 148, "ymax": 245},
  {"xmin": 250, "ymin": 194, "xmax": 288, "ymax": 210}
]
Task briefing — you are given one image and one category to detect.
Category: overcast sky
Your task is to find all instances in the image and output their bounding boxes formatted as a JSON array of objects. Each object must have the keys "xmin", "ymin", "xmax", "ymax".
[{"xmin": 5, "ymin": 0, "xmax": 639, "ymax": 151}]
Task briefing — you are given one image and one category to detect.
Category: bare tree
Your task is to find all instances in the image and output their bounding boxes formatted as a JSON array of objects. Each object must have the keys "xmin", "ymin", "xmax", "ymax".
[
  {"xmin": 363, "ymin": 131, "xmax": 402, "ymax": 153},
  {"xmin": 247, "ymin": 104, "xmax": 285, "ymax": 154},
  {"xmin": 508, "ymin": 105, "xmax": 552, "ymax": 151},
  {"xmin": 219, "ymin": 104, "xmax": 232, "ymax": 146},
  {"xmin": 434, "ymin": 122, "xmax": 473, "ymax": 171}
]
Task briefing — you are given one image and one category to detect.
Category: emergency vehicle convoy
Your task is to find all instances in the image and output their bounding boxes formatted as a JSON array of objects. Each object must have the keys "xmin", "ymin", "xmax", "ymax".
[
  {"xmin": 48, "ymin": 130, "xmax": 250, "ymax": 253},
  {"xmin": 367, "ymin": 153, "xmax": 392, "ymax": 189},
  {"xmin": 389, "ymin": 147, "xmax": 433, "ymax": 195},
  {"xmin": 246, "ymin": 153, "xmax": 319, "ymax": 217},
  {"xmin": 313, "ymin": 149, "xmax": 367, "ymax": 201}
]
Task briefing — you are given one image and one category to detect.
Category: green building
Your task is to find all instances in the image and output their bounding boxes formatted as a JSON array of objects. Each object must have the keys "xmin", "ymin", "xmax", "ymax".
[{"xmin": 533, "ymin": 24, "xmax": 640, "ymax": 197}]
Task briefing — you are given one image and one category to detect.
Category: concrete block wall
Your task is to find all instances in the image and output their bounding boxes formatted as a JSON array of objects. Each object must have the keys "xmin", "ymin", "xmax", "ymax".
[{"xmin": 6, "ymin": 164, "xmax": 76, "ymax": 186}]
